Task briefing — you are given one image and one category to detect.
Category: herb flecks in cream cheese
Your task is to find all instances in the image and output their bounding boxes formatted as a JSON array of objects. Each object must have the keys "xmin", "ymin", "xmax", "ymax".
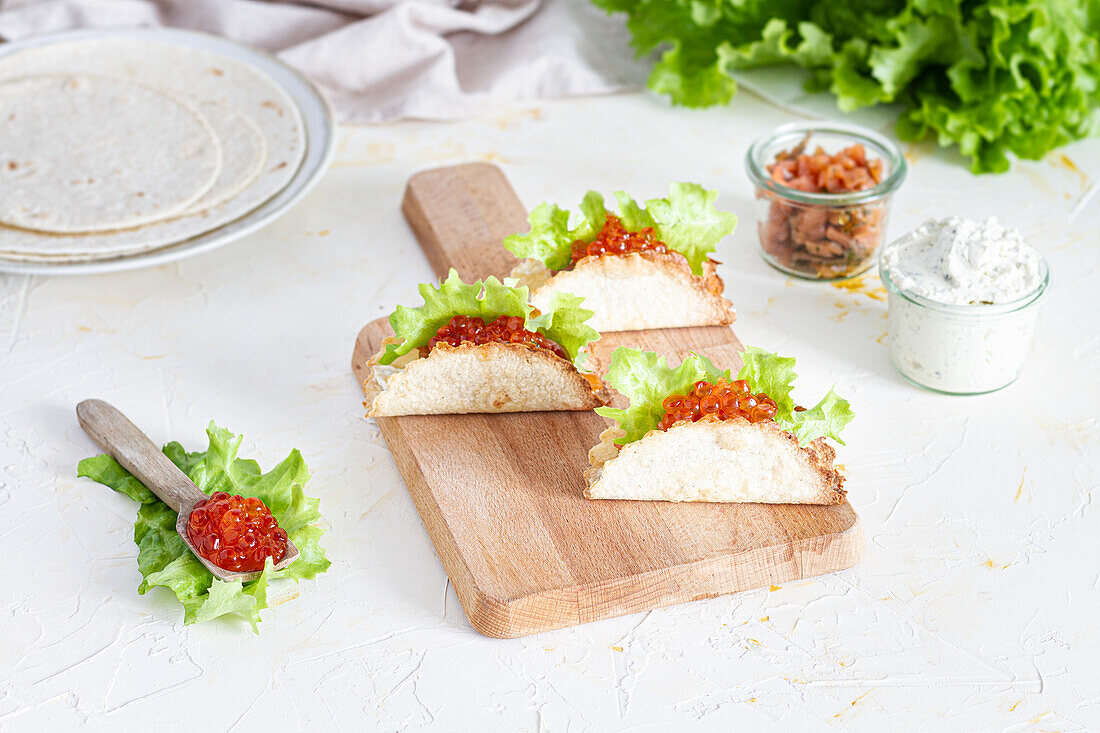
[{"xmin": 881, "ymin": 217, "xmax": 1043, "ymax": 305}]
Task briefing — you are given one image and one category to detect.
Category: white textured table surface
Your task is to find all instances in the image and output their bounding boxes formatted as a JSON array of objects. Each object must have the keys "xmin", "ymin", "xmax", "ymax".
[{"xmin": 1, "ymin": 90, "xmax": 1098, "ymax": 732}]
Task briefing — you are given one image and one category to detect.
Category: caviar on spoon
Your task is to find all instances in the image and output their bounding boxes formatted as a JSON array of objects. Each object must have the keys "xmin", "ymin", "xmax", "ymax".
[
  {"xmin": 186, "ymin": 492, "xmax": 289, "ymax": 573},
  {"xmin": 76, "ymin": 399, "xmax": 298, "ymax": 581}
]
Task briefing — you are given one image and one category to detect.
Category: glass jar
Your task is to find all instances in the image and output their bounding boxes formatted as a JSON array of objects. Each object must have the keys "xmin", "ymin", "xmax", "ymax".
[
  {"xmin": 879, "ymin": 259, "xmax": 1050, "ymax": 395},
  {"xmin": 745, "ymin": 122, "xmax": 906, "ymax": 280}
]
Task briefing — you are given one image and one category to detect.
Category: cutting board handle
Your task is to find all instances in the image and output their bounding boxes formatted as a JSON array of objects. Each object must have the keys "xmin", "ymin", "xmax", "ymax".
[{"xmin": 402, "ymin": 162, "xmax": 528, "ymax": 281}]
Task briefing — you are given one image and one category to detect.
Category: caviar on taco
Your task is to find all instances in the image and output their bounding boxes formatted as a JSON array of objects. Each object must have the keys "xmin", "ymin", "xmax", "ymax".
[
  {"xmin": 585, "ymin": 347, "xmax": 854, "ymax": 504},
  {"xmin": 364, "ymin": 269, "xmax": 607, "ymax": 416},
  {"xmin": 503, "ymin": 183, "xmax": 738, "ymax": 332}
]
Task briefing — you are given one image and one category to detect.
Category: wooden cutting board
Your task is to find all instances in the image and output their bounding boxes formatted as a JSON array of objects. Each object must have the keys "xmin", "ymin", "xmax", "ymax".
[{"xmin": 352, "ymin": 162, "xmax": 864, "ymax": 638}]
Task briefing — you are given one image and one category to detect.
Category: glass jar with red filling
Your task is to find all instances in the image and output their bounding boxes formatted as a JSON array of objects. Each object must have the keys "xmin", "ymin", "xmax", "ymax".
[
  {"xmin": 746, "ymin": 122, "xmax": 906, "ymax": 280},
  {"xmin": 186, "ymin": 491, "xmax": 288, "ymax": 573}
]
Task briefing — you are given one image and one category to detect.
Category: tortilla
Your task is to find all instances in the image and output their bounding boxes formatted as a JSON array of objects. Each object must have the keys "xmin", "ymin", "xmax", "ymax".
[
  {"xmin": 0, "ymin": 74, "xmax": 221, "ymax": 233},
  {"xmin": 0, "ymin": 38, "xmax": 305, "ymax": 261},
  {"xmin": 364, "ymin": 340, "xmax": 607, "ymax": 416},
  {"xmin": 513, "ymin": 252, "xmax": 737, "ymax": 332},
  {"xmin": 186, "ymin": 101, "xmax": 267, "ymax": 214},
  {"xmin": 584, "ymin": 418, "xmax": 845, "ymax": 504}
]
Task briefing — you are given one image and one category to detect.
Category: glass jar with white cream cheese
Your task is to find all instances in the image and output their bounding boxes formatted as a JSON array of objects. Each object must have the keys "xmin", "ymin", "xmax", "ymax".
[{"xmin": 879, "ymin": 217, "xmax": 1049, "ymax": 395}]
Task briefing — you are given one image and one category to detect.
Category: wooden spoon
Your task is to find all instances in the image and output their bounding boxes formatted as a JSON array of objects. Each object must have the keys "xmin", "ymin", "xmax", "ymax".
[{"xmin": 76, "ymin": 399, "xmax": 299, "ymax": 583}]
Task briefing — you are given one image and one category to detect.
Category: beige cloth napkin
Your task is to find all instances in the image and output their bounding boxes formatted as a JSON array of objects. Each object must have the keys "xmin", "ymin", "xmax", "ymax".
[{"xmin": 0, "ymin": 0, "xmax": 645, "ymax": 122}]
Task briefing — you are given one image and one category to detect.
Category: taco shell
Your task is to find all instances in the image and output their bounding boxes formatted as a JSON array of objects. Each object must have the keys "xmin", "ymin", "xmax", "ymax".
[
  {"xmin": 584, "ymin": 417, "xmax": 845, "ymax": 504},
  {"xmin": 365, "ymin": 340, "xmax": 607, "ymax": 416},
  {"xmin": 518, "ymin": 252, "xmax": 736, "ymax": 332}
]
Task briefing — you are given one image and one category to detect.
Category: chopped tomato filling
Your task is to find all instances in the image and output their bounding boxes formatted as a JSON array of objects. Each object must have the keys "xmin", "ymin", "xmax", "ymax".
[{"xmin": 768, "ymin": 142, "xmax": 884, "ymax": 194}]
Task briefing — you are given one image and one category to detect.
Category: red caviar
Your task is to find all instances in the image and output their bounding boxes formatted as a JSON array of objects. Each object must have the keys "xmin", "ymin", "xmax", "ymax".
[
  {"xmin": 570, "ymin": 214, "xmax": 669, "ymax": 265},
  {"xmin": 186, "ymin": 491, "xmax": 288, "ymax": 573},
  {"xmin": 658, "ymin": 378, "xmax": 778, "ymax": 431},
  {"xmin": 428, "ymin": 314, "xmax": 568, "ymax": 360}
]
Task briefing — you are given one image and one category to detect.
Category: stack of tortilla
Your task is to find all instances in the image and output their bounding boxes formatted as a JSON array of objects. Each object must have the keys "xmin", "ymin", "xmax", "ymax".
[{"xmin": 0, "ymin": 38, "xmax": 306, "ymax": 264}]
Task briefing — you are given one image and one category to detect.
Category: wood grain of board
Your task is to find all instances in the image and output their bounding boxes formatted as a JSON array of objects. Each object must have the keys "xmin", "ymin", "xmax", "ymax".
[{"xmin": 353, "ymin": 162, "xmax": 864, "ymax": 638}]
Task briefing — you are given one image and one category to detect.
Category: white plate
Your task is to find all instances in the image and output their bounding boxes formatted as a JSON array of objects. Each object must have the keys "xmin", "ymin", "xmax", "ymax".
[{"xmin": 0, "ymin": 28, "xmax": 335, "ymax": 276}]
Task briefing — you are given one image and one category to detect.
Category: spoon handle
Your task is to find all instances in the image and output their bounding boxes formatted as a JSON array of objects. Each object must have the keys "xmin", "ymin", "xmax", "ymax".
[{"xmin": 76, "ymin": 399, "xmax": 205, "ymax": 515}]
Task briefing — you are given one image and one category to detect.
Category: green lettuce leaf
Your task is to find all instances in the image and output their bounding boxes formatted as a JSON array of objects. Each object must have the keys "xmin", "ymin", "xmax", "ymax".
[
  {"xmin": 595, "ymin": 348, "xmax": 731, "ymax": 445},
  {"xmin": 645, "ymin": 183, "xmax": 738, "ymax": 276},
  {"xmin": 380, "ymin": 268, "xmax": 600, "ymax": 367},
  {"xmin": 280, "ymin": 524, "xmax": 331, "ymax": 581},
  {"xmin": 381, "ymin": 269, "xmax": 529, "ymax": 364},
  {"xmin": 736, "ymin": 347, "xmax": 853, "ymax": 445},
  {"xmin": 526, "ymin": 291, "xmax": 601, "ymax": 366},
  {"xmin": 650, "ymin": 42, "xmax": 739, "ymax": 108},
  {"xmin": 578, "ymin": 191, "xmax": 609, "ymax": 237},
  {"xmin": 78, "ymin": 423, "xmax": 331, "ymax": 631},
  {"xmin": 613, "ymin": 191, "xmax": 656, "ymax": 231},
  {"xmin": 592, "ymin": 0, "xmax": 1100, "ymax": 173},
  {"xmin": 736, "ymin": 346, "xmax": 798, "ymax": 423},
  {"xmin": 503, "ymin": 182, "xmax": 737, "ymax": 276},
  {"xmin": 79, "ymin": 454, "xmax": 156, "ymax": 504},
  {"xmin": 790, "ymin": 388, "xmax": 855, "ymax": 446},
  {"xmin": 596, "ymin": 346, "xmax": 853, "ymax": 446},
  {"xmin": 502, "ymin": 203, "xmax": 587, "ymax": 273}
]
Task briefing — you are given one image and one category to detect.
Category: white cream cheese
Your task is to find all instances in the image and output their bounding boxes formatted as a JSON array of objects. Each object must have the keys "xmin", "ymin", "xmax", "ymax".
[
  {"xmin": 508, "ymin": 258, "xmax": 552, "ymax": 290},
  {"xmin": 880, "ymin": 217, "xmax": 1048, "ymax": 394},
  {"xmin": 881, "ymin": 217, "xmax": 1043, "ymax": 305},
  {"xmin": 371, "ymin": 348, "xmax": 421, "ymax": 389}
]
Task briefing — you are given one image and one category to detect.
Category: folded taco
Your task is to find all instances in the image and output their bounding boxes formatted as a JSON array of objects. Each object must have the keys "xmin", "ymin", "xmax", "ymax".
[
  {"xmin": 585, "ymin": 347, "xmax": 853, "ymax": 504},
  {"xmin": 503, "ymin": 183, "xmax": 738, "ymax": 332},
  {"xmin": 364, "ymin": 269, "xmax": 607, "ymax": 416}
]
